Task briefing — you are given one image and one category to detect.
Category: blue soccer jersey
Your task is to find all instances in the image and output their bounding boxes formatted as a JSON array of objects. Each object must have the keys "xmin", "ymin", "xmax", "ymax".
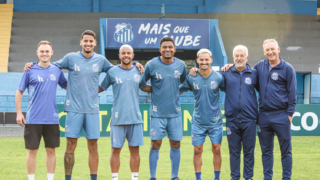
[
  {"xmin": 18, "ymin": 64, "xmax": 67, "ymax": 124},
  {"xmin": 144, "ymin": 57, "xmax": 187, "ymax": 118},
  {"xmin": 99, "ymin": 65, "xmax": 147, "ymax": 125},
  {"xmin": 54, "ymin": 51, "xmax": 113, "ymax": 113},
  {"xmin": 179, "ymin": 71, "xmax": 225, "ymax": 129}
]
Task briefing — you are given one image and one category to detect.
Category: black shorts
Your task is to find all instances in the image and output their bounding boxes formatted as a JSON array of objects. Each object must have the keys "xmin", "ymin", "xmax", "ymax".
[{"xmin": 24, "ymin": 124, "xmax": 60, "ymax": 149}]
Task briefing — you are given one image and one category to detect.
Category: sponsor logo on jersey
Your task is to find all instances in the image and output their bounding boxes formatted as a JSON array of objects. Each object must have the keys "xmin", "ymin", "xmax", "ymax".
[
  {"xmin": 74, "ymin": 63, "xmax": 80, "ymax": 71},
  {"xmin": 66, "ymin": 99, "xmax": 70, "ymax": 106},
  {"xmin": 134, "ymin": 74, "xmax": 140, "ymax": 83},
  {"xmin": 210, "ymin": 81, "xmax": 218, "ymax": 89},
  {"xmin": 92, "ymin": 64, "xmax": 99, "ymax": 72},
  {"xmin": 226, "ymin": 127, "xmax": 231, "ymax": 135},
  {"xmin": 156, "ymin": 72, "xmax": 162, "ymax": 80},
  {"xmin": 271, "ymin": 72, "xmax": 278, "ymax": 80},
  {"xmin": 38, "ymin": 75, "xmax": 43, "ymax": 82},
  {"xmin": 193, "ymin": 82, "xmax": 199, "ymax": 90},
  {"xmin": 176, "ymin": 107, "xmax": 181, "ymax": 111},
  {"xmin": 114, "ymin": 23, "xmax": 134, "ymax": 44},
  {"xmin": 116, "ymin": 76, "xmax": 123, "ymax": 84},
  {"xmin": 245, "ymin": 77, "xmax": 252, "ymax": 85},
  {"xmin": 153, "ymin": 105, "xmax": 157, "ymax": 112},
  {"xmin": 174, "ymin": 70, "xmax": 181, "ymax": 78},
  {"xmin": 50, "ymin": 74, "xmax": 56, "ymax": 81}
]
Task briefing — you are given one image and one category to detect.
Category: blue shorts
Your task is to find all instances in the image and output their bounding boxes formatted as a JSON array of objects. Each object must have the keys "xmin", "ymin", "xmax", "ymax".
[
  {"xmin": 65, "ymin": 112, "xmax": 100, "ymax": 139},
  {"xmin": 150, "ymin": 116, "xmax": 182, "ymax": 141},
  {"xmin": 191, "ymin": 123, "xmax": 223, "ymax": 145},
  {"xmin": 111, "ymin": 124, "xmax": 144, "ymax": 148}
]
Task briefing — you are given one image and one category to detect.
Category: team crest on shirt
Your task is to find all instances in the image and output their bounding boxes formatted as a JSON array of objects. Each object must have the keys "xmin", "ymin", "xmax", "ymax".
[
  {"xmin": 257, "ymin": 125, "xmax": 261, "ymax": 133},
  {"xmin": 226, "ymin": 127, "xmax": 231, "ymax": 135},
  {"xmin": 210, "ymin": 81, "xmax": 218, "ymax": 89},
  {"xmin": 271, "ymin": 72, "xmax": 278, "ymax": 80},
  {"xmin": 174, "ymin": 70, "xmax": 181, "ymax": 78},
  {"xmin": 114, "ymin": 23, "xmax": 134, "ymax": 44},
  {"xmin": 50, "ymin": 74, "xmax": 56, "ymax": 81},
  {"xmin": 134, "ymin": 74, "xmax": 140, "ymax": 83},
  {"xmin": 245, "ymin": 77, "xmax": 252, "ymax": 85},
  {"xmin": 92, "ymin": 64, "xmax": 99, "ymax": 72}
]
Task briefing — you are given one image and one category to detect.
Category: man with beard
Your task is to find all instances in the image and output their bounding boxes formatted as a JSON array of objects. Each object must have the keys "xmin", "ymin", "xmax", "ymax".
[
  {"xmin": 145, "ymin": 37, "xmax": 187, "ymax": 180},
  {"xmin": 16, "ymin": 41, "xmax": 67, "ymax": 180},
  {"xmin": 179, "ymin": 49, "xmax": 225, "ymax": 180},
  {"xmin": 99, "ymin": 44, "xmax": 152, "ymax": 180},
  {"xmin": 24, "ymin": 30, "xmax": 144, "ymax": 180},
  {"xmin": 219, "ymin": 45, "xmax": 258, "ymax": 180},
  {"xmin": 221, "ymin": 39, "xmax": 297, "ymax": 179}
]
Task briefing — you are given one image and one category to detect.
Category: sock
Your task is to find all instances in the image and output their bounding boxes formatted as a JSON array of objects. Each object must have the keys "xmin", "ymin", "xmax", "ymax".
[
  {"xmin": 214, "ymin": 171, "xmax": 220, "ymax": 180},
  {"xmin": 150, "ymin": 178, "xmax": 157, "ymax": 180},
  {"xmin": 65, "ymin": 175, "xmax": 71, "ymax": 180},
  {"xmin": 112, "ymin": 173, "xmax": 118, "ymax": 180},
  {"xmin": 90, "ymin": 174, "xmax": 97, "ymax": 180},
  {"xmin": 195, "ymin": 172, "xmax": 201, "ymax": 180},
  {"xmin": 131, "ymin": 172, "xmax": 139, "ymax": 180},
  {"xmin": 149, "ymin": 148, "xmax": 159, "ymax": 178},
  {"xmin": 47, "ymin": 173, "xmax": 54, "ymax": 180},
  {"xmin": 28, "ymin": 174, "xmax": 35, "ymax": 180},
  {"xmin": 170, "ymin": 148, "xmax": 181, "ymax": 179}
]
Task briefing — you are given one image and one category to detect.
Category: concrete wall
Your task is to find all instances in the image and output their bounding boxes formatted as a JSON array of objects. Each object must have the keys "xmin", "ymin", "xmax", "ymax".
[
  {"xmin": 0, "ymin": 72, "xmax": 319, "ymax": 112},
  {"xmin": 13, "ymin": 0, "xmax": 317, "ymax": 15}
]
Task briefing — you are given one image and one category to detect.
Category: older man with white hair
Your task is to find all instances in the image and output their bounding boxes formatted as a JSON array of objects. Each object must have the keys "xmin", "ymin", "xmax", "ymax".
[
  {"xmin": 219, "ymin": 45, "xmax": 259, "ymax": 180},
  {"xmin": 222, "ymin": 39, "xmax": 297, "ymax": 180},
  {"xmin": 180, "ymin": 48, "xmax": 225, "ymax": 180}
]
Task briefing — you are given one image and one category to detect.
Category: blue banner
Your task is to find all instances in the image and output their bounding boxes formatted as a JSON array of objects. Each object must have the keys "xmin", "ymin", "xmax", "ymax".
[{"xmin": 106, "ymin": 18, "xmax": 210, "ymax": 49}]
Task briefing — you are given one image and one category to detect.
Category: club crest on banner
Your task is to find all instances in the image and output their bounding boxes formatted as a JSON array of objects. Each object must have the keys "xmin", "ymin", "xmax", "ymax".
[{"xmin": 114, "ymin": 23, "xmax": 134, "ymax": 44}]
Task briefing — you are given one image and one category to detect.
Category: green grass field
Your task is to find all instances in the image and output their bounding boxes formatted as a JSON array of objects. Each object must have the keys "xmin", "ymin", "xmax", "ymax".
[{"xmin": 1, "ymin": 136, "xmax": 319, "ymax": 180}]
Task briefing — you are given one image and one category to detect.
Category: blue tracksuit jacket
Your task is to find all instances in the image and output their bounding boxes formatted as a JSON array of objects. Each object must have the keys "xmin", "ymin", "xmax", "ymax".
[
  {"xmin": 254, "ymin": 58, "xmax": 297, "ymax": 116},
  {"xmin": 219, "ymin": 65, "xmax": 259, "ymax": 122}
]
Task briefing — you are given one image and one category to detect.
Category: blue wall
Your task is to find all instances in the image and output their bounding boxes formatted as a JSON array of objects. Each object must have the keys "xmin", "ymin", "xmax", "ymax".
[
  {"xmin": 13, "ymin": 0, "xmax": 317, "ymax": 15},
  {"xmin": 0, "ymin": 73, "xmax": 319, "ymax": 112}
]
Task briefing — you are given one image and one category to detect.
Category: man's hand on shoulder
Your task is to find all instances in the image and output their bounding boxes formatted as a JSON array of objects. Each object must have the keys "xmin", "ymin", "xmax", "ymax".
[
  {"xmin": 24, "ymin": 62, "xmax": 33, "ymax": 71},
  {"xmin": 221, "ymin": 63, "xmax": 233, "ymax": 72},
  {"xmin": 189, "ymin": 67, "xmax": 198, "ymax": 77},
  {"xmin": 135, "ymin": 62, "xmax": 145, "ymax": 74}
]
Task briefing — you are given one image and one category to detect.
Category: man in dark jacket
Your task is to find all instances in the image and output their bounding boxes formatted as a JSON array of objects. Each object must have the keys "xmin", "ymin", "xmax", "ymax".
[
  {"xmin": 220, "ymin": 45, "xmax": 258, "ymax": 180},
  {"xmin": 254, "ymin": 39, "xmax": 296, "ymax": 180}
]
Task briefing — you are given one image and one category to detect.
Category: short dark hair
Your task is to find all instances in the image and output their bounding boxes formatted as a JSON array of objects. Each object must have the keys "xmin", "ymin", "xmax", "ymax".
[
  {"xmin": 160, "ymin": 36, "xmax": 175, "ymax": 47},
  {"xmin": 81, "ymin": 30, "xmax": 96, "ymax": 40},
  {"xmin": 38, "ymin": 40, "xmax": 52, "ymax": 48}
]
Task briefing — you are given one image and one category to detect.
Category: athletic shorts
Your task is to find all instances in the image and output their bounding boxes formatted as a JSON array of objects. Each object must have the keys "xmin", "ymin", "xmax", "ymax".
[
  {"xmin": 65, "ymin": 112, "xmax": 100, "ymax": 139},
  {"xmin": 191, "ymin": 123, "xmax": 223, "ymax": 146},
  {"xmin": 150, "ymin": 116, "xmax": 182, "ymax": 141},
  {"xmin": 24, "ymin": 124, "xmax": 60, "ymax": 149},
  {"xmin": 111, "ymin": 124, "xmax": 144, "ymax": 148}
]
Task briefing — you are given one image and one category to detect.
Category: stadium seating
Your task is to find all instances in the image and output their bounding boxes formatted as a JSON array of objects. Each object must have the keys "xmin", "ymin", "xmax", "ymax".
[{"xmin": 0, "ymin": 3, "xmax": 13, "ymax": 72}]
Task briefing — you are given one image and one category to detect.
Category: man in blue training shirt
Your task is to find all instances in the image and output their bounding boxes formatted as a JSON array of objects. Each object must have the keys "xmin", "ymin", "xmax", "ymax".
[
  {"xmin": 24, "ymin": 30, "xmax": 144, "ymax": 180},
  {"xmin": 219, "ymin": 45, "xmax": 258, "ymax": 180},
  {"xmin": 99, "ymin": 44, "xmax": 152, "ymax": 180},
  {"xmin": 16, "ymin": 41, "xmax": 67, "ymax": 180},
  {"xmin": 144, "ymin": 37, "xmax": 187, "ymax": 180},
  {"xmin": 222, "ymin": 39, "xmax": 297, "ymax": 179},
  {"xmin": 180, "ymin": 49, "xmax": 225, "ymax": 180}
]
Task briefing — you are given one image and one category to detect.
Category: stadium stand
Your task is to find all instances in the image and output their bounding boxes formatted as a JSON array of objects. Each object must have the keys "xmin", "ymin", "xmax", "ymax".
[{"xmin": 0, "ymin": 3, "xmax": 12, "ymax": 72}]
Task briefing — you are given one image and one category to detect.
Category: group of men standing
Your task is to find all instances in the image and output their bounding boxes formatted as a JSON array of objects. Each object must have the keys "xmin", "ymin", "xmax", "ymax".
[{"xmin": 15, "ymin": 29, "xmax": 296, "ymax": 180}]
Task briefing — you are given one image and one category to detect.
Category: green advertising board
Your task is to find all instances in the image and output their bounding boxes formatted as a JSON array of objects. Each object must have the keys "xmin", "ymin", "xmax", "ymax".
[{"xmin": 57, "ymin": 104, "xmax": 320, "ymax": 137}]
